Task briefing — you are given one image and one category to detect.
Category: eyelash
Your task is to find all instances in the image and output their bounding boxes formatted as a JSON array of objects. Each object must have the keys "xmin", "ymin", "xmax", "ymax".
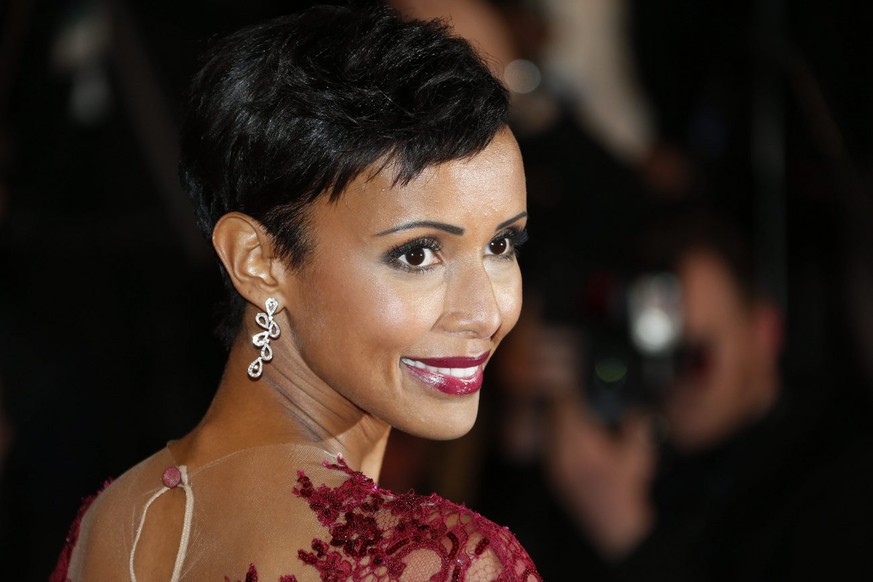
[
  {"xmin": 494, "ymin": 227, "xmax": 529, "ymax": 258},
  {"xmin": 384, "ymin": 227, "xmax": 529, "ymax": 273},
  {"xmin": 385, "ymin": 237, "xmax": 441, "ymax": 273}
]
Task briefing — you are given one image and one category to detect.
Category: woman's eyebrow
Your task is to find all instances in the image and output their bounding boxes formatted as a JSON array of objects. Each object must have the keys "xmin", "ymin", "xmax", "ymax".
[
  {"xmin": 375, "ymin": 221, "xmax": 464, "ymax": 236},
  {"xmin": 496, "ymin": 211, "xmax": 527, "ymax": 231},
  {"xmin": 374, "ymin": 211, "xmax": 528, "ymax": 237}
]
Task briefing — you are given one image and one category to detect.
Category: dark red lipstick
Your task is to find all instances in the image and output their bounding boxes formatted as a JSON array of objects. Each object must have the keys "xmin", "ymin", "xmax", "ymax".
[{"xmin": 400, "ymin": 351, "xmax": 490, "ymax": 396}]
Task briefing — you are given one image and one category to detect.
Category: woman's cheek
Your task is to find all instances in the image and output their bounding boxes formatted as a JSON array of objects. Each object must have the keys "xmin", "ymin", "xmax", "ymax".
[
  {"xmin": 368, "ymin": 278, "xmax": 445, "ymax": 338},
  {"xmin": 496, "ymin": 266, "xmax": 523, "ymax": 338}
]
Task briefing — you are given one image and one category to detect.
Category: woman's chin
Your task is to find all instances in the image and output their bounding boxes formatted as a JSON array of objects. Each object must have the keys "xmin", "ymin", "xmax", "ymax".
[{"xmin": 397, "ymin": 405, "xmax": 479, "ymax": 442}]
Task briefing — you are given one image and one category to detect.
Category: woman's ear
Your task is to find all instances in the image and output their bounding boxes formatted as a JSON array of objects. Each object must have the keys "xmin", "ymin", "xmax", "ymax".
[{"xmin": 211, "ymin": 212, "xmax": 289, "ymax": 308}]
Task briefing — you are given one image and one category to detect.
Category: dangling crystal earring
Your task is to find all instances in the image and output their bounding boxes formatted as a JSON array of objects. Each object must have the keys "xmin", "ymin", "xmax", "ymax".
[{"xmin": 247, "ymin": 297, "xmax": 280, "ymax": 379}]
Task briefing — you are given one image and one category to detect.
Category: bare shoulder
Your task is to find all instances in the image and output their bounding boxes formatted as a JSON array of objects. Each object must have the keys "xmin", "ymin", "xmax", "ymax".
[
  {"xmin": 65, "ymin": 448, "xmax": 176, "ymax": 580},
  {"xmin": 78, "ymin": 447, "xmax": 174, "ymax": 530}
]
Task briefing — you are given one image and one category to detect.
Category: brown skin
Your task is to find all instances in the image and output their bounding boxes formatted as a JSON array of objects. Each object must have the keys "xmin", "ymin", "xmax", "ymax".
[{"xmin": 169, "ymin": 129, "xmax": 527, "ymax": 481}]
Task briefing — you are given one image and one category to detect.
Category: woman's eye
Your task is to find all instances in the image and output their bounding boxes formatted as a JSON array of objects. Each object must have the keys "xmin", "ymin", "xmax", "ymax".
[
  {"xmin": 488, "ymin": 237, "xmax": 510, "ymax": 256},
  {"xmin": 398, "ymin": 245, "xmax": 438, "ymax": 268},
  {"xmin": 487, "ymin": 227, "xmax": 527, "ymax": 258},
  {"xmin": 385, "ymin": 237, "xmax": 441, "ymax": 272}
]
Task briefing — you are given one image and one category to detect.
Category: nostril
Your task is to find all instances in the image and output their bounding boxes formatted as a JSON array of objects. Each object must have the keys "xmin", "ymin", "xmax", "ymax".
[{"xmin": 440, "ymin": 261, "xmax": 518, "ymax": 338}]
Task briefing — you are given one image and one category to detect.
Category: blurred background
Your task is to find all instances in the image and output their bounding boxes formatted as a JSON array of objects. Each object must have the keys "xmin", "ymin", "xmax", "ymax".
[{"xmin": 1, "ymin": 0, "xmax": 872, "ymax": 579}]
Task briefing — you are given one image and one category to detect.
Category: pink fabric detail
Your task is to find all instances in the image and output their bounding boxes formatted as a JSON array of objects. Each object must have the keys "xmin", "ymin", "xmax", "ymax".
[{"xmin": 162, "ymin": 466, "xmax": 182, "ymax": 488}]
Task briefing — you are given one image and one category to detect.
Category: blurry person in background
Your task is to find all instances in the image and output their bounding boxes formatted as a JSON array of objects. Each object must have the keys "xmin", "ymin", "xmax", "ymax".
[{"xmin": 537, "ymin": 207, "xmax": 873, "ymax": 581}]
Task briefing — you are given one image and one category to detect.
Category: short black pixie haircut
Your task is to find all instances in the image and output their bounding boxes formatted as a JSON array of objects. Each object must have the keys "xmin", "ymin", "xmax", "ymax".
[{"xmin": 179, "ymin": 4, "xmax": 510, "ymax": 347}]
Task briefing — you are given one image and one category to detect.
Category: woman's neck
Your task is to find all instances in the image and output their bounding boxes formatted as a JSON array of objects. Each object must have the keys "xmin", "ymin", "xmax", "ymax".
[{"xmin": 172, "ymin": 341, "xmax": 391, "ymax": 480}]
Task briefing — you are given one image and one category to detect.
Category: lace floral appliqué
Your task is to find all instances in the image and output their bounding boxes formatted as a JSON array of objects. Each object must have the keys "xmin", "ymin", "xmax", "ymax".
[{"xmin": 290, "ymin": 458, "xmax": 541, "ymax": 582}]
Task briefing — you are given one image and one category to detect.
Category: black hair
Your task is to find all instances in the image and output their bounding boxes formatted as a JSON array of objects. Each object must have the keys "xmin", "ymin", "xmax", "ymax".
[{"xmin": 179, "ymin": 4, "xmax": 510, "ymax": 347}]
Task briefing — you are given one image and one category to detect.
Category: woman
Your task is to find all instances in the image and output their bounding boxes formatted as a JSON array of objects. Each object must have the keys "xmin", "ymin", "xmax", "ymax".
[{"xmin": 53, "ymin": 4, "xmax": 539, "ymax": 581}]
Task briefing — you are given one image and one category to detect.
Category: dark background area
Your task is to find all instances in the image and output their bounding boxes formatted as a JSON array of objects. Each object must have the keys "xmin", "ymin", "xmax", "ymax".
[{"xmin": 0, "ymin": 0, "xmax": 871, "ymax": 579}]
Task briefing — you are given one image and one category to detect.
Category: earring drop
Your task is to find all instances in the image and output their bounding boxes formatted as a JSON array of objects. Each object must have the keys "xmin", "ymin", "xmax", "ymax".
[{"xmin": 247, "ymin": 297, "xmax": 280, "ymax": 379}]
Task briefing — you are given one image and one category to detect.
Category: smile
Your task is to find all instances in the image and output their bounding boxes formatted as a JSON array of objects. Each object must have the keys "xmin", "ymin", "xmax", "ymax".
[
  {"xmin": 400, "ymin": 353, "xmax": 490, "ymax": 395},
  {"xmin": 400, "ymin": 359, "xmax": 479, "ymax": 378}
]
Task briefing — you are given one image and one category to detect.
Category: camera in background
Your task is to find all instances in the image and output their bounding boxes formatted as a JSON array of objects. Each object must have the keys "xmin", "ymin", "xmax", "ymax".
[{"xmin": 579, "ymin": 271, "xmax": 692, "ymax": 427}]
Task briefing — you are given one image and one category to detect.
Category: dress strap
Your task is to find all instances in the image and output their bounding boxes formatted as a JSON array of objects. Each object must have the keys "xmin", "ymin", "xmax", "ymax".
[{"xmin": 129, "ymin": 465, "xmax": 194, "ymax": 582}]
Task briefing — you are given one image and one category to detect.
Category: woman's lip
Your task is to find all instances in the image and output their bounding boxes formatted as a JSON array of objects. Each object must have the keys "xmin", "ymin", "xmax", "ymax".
[
  {"xmin": 400, "ymin": 352, "xmax": 490, "ymax": 395},
  {"xmin": 402, "ymin": 364, "xmax": 484, "ymax": 396},
  {"xmin": 406, "ymin": 352, "xmax": 490, "ymax": 368}
]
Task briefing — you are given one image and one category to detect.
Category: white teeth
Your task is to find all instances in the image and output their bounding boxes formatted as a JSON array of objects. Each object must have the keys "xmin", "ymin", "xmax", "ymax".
[
  {"xmin": 450, "ymin": 366, "xmax": 478, "ymax": 378},
  {"xmin": 401, "ymin": 358, "xmax": 479, "ymax": 379}
]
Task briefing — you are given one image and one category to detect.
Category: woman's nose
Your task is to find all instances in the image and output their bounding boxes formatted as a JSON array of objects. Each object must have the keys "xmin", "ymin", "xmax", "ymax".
[{"xmin": 438, "ymin": 260, "xmax": 504, "ymax": 338}]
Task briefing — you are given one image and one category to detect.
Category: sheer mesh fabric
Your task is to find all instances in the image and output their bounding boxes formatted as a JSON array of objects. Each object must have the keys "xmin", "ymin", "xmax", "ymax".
[{"xmin": 55, "ymin": 444, "xmax": 541, "ymax": 581}]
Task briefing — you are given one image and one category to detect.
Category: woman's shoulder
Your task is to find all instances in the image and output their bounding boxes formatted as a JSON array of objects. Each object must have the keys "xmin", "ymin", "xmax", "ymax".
[
  {"xmin": 77, "ymin": 447, "xmax": 175, "ymax": 524},
  {"xmin": 54, "ymin": 446, "xmax": 541, "ymax": 581},
  {"xmin": 52, "ymin": 447, "xmax": 176, "ymax": 581},
  {"xmin": 292, "ymin": 458, "xmax": 542, "ymax": 581}
]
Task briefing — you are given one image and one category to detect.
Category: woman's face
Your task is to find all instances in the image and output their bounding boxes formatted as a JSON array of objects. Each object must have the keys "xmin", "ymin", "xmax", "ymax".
[{"xmin": 281, "ymin": 129, "xmax": 526, "ymax": 440}]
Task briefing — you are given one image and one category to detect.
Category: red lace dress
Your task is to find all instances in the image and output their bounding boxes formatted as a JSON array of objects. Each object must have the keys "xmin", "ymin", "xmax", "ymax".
[{"xmin": 52, "ymin": 444, "xmax": 541, "ymax": 581}]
